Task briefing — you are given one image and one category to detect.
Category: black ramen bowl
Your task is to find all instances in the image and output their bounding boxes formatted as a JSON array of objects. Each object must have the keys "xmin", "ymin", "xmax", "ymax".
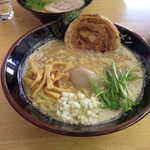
[
  {"xmin": 17, "ymin": 0, "xmax": 93, "ymax": 23},
  {"xmin": 1, "ymin": 22, "xmax": 150, "ymax": 136}
]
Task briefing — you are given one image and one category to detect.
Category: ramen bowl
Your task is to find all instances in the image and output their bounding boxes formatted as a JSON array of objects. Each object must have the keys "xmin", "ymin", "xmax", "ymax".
[
  {"xmin": 1, "ymin": 22, "xmax": 150, "ymax": 136},
  {"xmin": 17, "ymin": 0, "xmax": 93, "ymax": 23}
]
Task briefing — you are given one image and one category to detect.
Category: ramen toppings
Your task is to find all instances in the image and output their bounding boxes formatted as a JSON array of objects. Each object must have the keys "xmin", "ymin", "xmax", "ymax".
[
  {"xmin": 44, "ymin": 0, "xmax": 85, "ymax": 13},
  {"xmin": 22, "ymin": 39, "xmax": 144, "ymax": 125},
  {"xmin": 22, "ymin": 0, "xmax": 85, "ymax": 13},
  {"xmin": 24, "ymin": 59, "xmax": 73, "ymax": 99},
  {"xmin": 64, "ymin": 14, "xmax": 121, "ymax": 52},
  {"xmin": 22, "ymin": 14, "xmax": 144, "ymax": 125}
]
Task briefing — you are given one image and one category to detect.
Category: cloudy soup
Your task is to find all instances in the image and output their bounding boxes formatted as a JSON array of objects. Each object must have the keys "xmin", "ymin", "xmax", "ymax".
[{"xmin": 22, "ymin": 39, "xmax": 144, "ymax": 125}]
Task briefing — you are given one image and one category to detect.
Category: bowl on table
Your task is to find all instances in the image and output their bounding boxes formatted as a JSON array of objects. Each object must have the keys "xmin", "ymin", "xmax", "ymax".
[
  {"xmin": 17, "ymin": 0, "xmax": 93, "ymax": 23},
  {"xmin": 1, "ymin": 21, "xmax": 150, "ymax": 136}
]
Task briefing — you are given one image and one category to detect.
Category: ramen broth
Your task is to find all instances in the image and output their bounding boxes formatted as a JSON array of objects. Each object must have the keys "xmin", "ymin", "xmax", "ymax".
[{"xmin": 22, "ymin": 39, "xmax": 144, "ymax": 125}]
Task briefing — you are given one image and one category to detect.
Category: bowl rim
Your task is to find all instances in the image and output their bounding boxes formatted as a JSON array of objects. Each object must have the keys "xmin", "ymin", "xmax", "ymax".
[
  {"xmin": 16, "ymin": 0, "xmax": 94, "ymax": 15},
  {"xmin": 1, "ymin": 21, "xmax": 150, "ymax": 136}
]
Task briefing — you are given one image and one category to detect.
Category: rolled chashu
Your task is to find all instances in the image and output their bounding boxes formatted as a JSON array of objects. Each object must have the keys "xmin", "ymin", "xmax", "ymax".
[{"xmin": 64, "ymin": 14, "xmax": 121, "ymax": 52}]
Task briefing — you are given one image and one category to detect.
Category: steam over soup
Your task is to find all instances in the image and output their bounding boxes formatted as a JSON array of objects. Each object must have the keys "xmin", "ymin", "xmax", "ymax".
[{"xmin": 22, "ymin": 39, "xmax": 144, "ymax": 125}]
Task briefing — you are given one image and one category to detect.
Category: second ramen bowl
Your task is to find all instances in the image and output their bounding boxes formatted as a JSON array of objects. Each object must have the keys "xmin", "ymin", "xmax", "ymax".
[{"xmin": 17, "ymin": 0, "xmax": 93, "ymax": 23}]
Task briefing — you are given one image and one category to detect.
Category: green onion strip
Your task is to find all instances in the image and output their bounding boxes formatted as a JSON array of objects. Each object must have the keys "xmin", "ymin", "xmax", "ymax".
[{"xmin": 91, "ymin": 62, "xmax": 144, "ymax": 112}]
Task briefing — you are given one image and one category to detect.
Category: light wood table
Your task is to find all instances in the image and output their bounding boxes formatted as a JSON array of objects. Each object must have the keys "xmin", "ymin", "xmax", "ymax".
[{"xmin": 0, "ymin": 0, "xmax": 150, "ymax": 149}]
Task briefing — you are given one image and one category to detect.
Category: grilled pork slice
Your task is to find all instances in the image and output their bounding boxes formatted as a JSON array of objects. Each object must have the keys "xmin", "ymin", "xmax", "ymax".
[
  {"xmin": 44, "ymin": 0, "xmax": 85, "ymax": 13},
  {"xmin": 64, "ymin": 14, "xmax": 121, "ymax": 52}
]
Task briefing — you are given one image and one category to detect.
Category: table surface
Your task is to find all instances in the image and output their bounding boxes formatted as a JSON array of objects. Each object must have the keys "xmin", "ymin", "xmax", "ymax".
[{"xmin": 0, "ymin": 0, "xmax": 150, "ymax": 149}]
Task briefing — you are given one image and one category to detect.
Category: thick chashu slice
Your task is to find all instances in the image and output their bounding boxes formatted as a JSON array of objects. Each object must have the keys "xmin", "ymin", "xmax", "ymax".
[
  {"xmin": 44, "ymin": 0, "xmax": 85, "ymax": 13},
  {"xmin": 64, "ymin": 14, "xmax": 121, "ymax": 52}
]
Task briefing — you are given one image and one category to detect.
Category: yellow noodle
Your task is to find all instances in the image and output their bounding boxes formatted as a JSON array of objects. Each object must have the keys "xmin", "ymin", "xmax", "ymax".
[
  {"xmin": 62, "ymin": 64, "xmax": 74, "ymax": 72},
  {"xmin": 30, "ymin": 69, "xmax": 43, "ymax": 88},
  {"xmin": 24, "ymin": 78, "xmax": 33, "ymax": 86},
  {"xmin": 53, "ymin": 86, "xmax": 72, "ymax": 92},
  {"xmin": 29, "ymin": 59, "xmax": 38, "ymax": 75},
  {"xmin": 44, "ymin": 88, "xmax": 60, "ymax": 99},
  {"xmin": 46, "ymin": 64, "xmax": 53, "ymax": 89}
]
